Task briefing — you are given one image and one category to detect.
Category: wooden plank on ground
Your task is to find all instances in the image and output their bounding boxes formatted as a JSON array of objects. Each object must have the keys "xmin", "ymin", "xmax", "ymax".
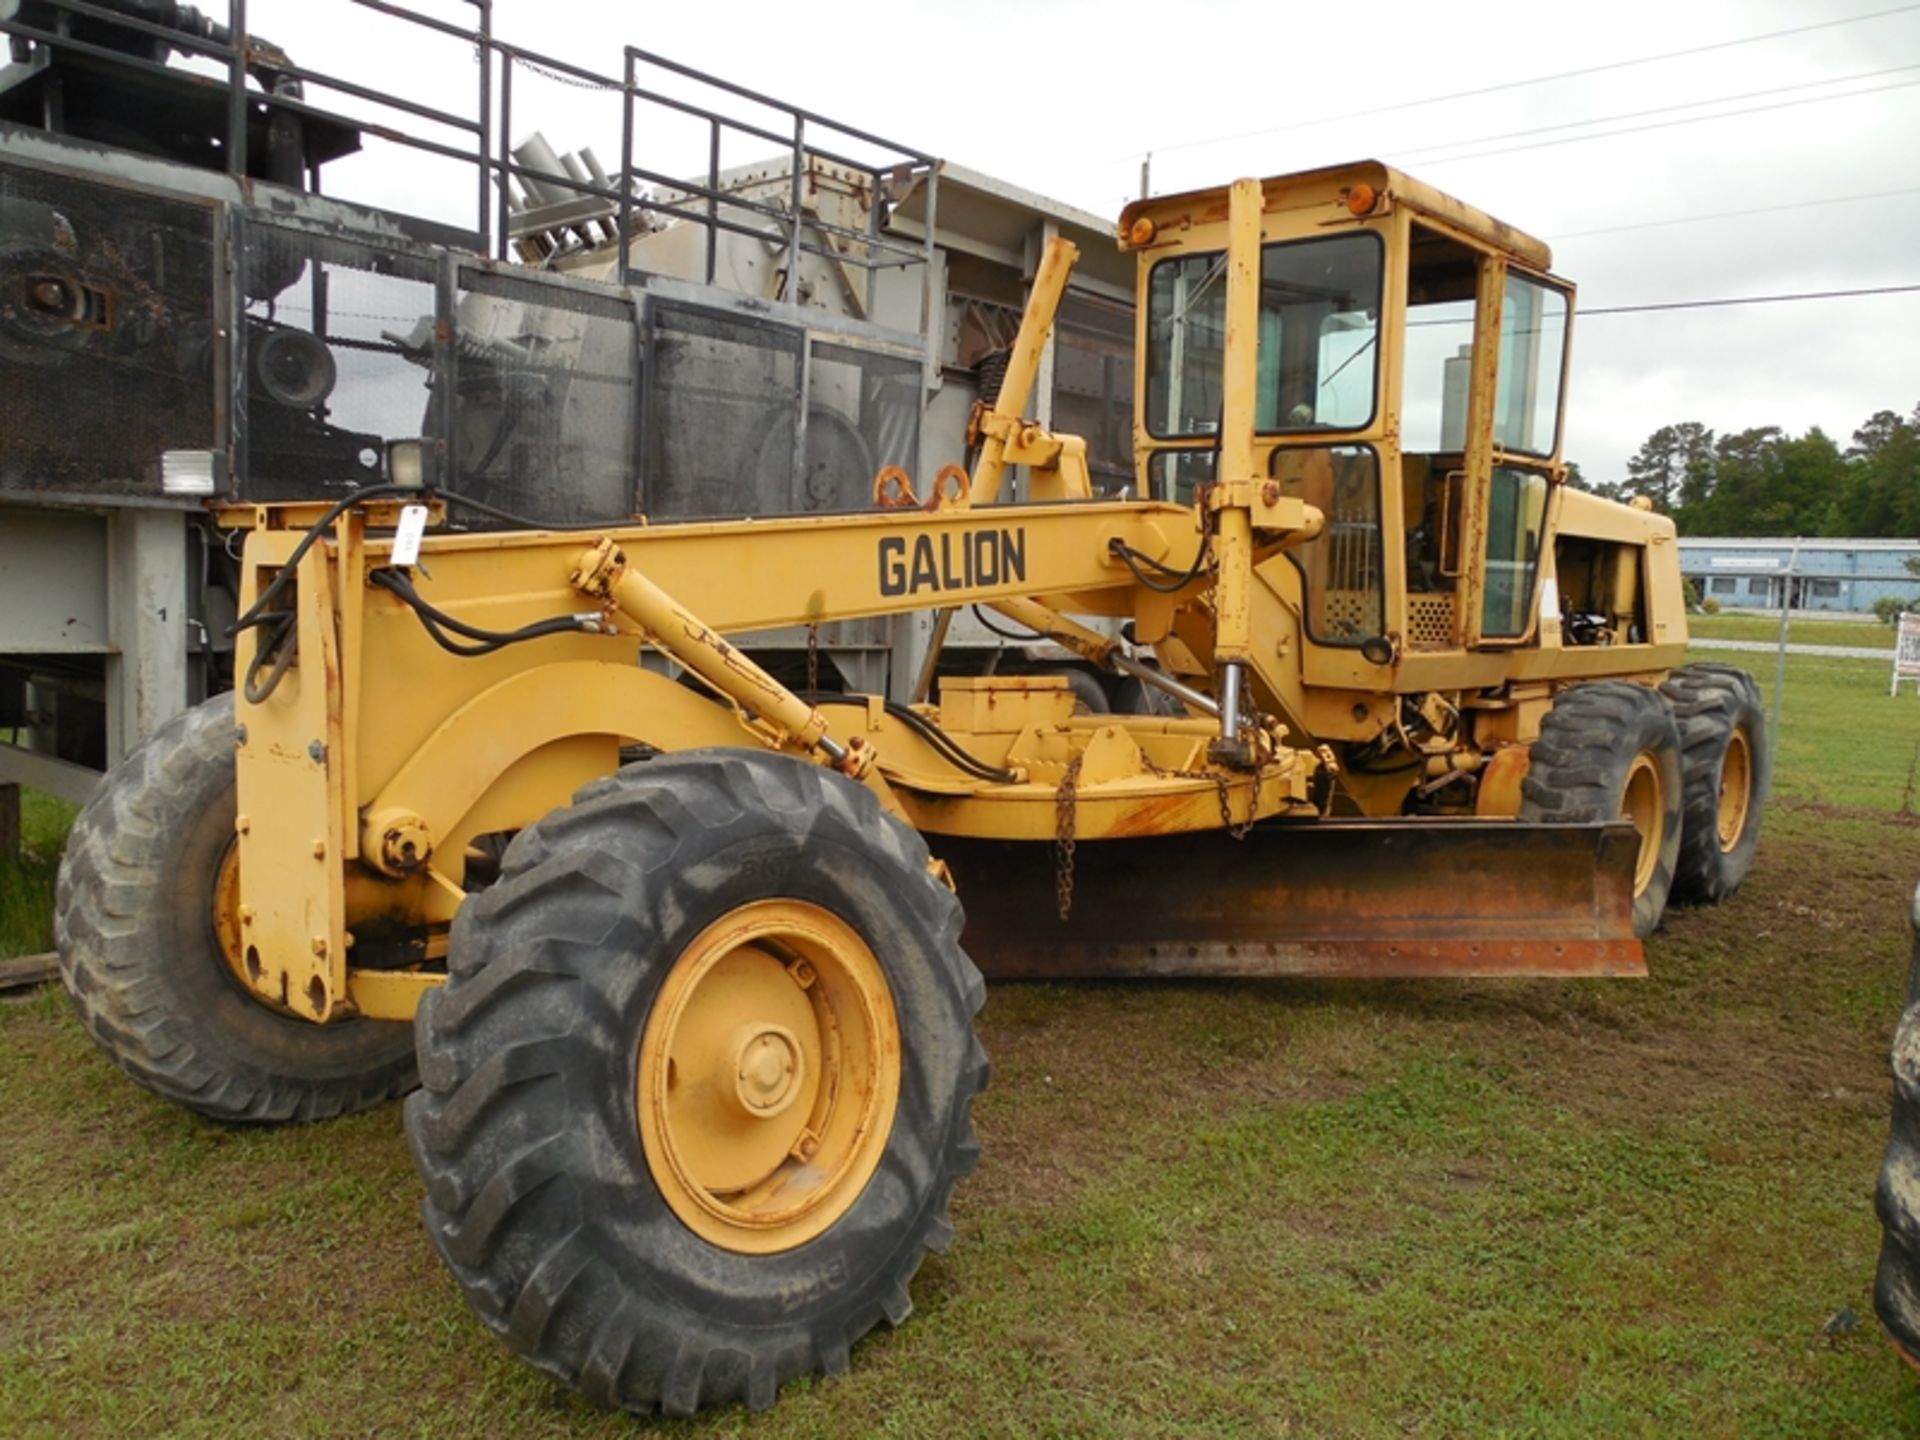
[{"xmin": 0, "ymin": 952, "xmax": 58, "ymax": 992}]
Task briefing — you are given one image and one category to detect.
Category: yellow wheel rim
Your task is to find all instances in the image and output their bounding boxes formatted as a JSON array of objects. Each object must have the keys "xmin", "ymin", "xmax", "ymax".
[
  {"xmin": 212, "ymin": 839, "xmax": 296, "ymax": 1013},
  {"xmin": 1716, "ymin": 726, "xmax": 1753, "ymax": 852},
  {"xmin": 1621, "ymin": 753, "xmax": 1665, "ymax": 898},
  {"xmin": 637, "ymin": 900, "xmax": 900, "ymax": 1254},
  {"xmin": 213, "ymin": 840, "xmax": 245, "ymax": 980}
]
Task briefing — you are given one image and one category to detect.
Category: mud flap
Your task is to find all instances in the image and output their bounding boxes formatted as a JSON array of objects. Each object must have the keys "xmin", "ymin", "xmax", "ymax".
[{"xmin": 936, "ymin": 819, "xmax": 1644, "ymax": 980}]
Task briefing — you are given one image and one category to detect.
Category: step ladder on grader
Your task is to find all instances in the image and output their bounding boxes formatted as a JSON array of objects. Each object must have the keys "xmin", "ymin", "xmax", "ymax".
[{"xmin": 56, "ymin": 161, "xmax": 1769, "ymax": 1416}]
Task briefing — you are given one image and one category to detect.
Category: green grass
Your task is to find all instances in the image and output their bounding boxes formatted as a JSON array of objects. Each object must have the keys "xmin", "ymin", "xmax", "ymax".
[
  {"xmin": 1745, "ymin": 653, "xmax": 1920, "ymax": 813},
  {"xmin": 0, "ymin": 790, "xmax": 77, "ymax": 959},
  {"xmin": 1690, "ymin": 612, "xmax": 1895, "ymax": 651},
  {"xmin": 2, "ymin": 658, "xmax": 1918, "ymax": 1436}
]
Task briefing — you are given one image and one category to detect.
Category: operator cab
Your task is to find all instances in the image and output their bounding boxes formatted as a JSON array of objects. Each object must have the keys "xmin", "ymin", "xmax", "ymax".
[{"xmin": 1120, "ymin": 162, "xmax": 1574, "ymax": 663}]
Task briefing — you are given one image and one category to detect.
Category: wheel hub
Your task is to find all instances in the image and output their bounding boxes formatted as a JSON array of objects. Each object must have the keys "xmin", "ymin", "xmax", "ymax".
[
  {"xmin": 637, "ymin": 901, "xmax": 900, "ymax": 1254},
  {"xmin": 730, "ymin": 1023, "xmax": 803, "ymax": 1118}
]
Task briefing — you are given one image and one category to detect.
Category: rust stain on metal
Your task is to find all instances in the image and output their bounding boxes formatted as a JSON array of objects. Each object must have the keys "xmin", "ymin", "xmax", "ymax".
[
  {"xmin": 939, "ymin": 819, "xmax": 1643, "ymax": 981},
  {"xmin": 1101, "ymin": 791, "xmax": 1204, "ymax": 838}
]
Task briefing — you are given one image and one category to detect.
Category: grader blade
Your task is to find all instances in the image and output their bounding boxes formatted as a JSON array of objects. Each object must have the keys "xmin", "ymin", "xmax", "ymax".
[{"xmin": 940, "ymin": 820, "xmax": 1645, "ymax": 981}]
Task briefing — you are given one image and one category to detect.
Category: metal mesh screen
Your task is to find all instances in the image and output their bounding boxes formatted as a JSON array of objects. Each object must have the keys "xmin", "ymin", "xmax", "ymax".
[
  {"xmin": 804, "ymin": 343, "xmax": 920, "ymax": 512},
  {"xmin": 0, "ymin": 165, "xmax": 216, "ymax": 494},
  {"xmin": 453, "ymin": 269, "xmax": 637, "ymax": 524},
  {"xmin": 799, "ymin": 343, "xmax": 921, "ymax": 654},
  {"xmin": 239, "ymin": 223, "xmax": 436, "ymax": 500},
  {"xmin": 1272, "ymin": 444, "xmax": 1384, "ymax": 647},
  {"xmin": 1053, "ymin": 291, "xmax": 1135, "ymax": 496},
  {"xmin": 645, "ymin": 303, "xmax": 802, "ymax": 520},
  {"xmin": 1408, "ymin": 594, "xmax": 1456, "ymax": 649}
]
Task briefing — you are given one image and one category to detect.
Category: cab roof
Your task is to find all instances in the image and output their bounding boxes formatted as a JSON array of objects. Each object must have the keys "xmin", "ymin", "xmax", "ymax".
[{"xmin": 1117, "ymin": 159, "xmax": 1552, "ymax": 273}]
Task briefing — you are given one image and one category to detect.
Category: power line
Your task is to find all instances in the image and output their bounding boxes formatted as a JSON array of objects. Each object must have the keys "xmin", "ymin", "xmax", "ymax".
[
  {"xmin": 1545, "ymin": 186, "xmax": 1920, "ymax": 240},
  {"xmin": 1581, "ymin": 283, "xmax": 1920, "ymax": 316},
  {"xmin": 1416, "ymin": 75, "xmax": 1920, "ymax": 169},
  {"xmin": 1125, "ymin": 2, "xmax": 1920, "ymax": 162},
  {"xmin": 1389, "ymin": 61, "xmax": 1920, "ymax": 167}
]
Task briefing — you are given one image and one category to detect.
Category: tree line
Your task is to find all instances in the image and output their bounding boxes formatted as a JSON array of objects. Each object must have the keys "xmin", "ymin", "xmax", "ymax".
[{"xmin": 1570, "ymin": 402, "xmax": 1920, "ymax": 538}]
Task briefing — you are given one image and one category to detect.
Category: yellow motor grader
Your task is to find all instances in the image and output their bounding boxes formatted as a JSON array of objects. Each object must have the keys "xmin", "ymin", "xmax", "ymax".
[{"xmin": 54, "ymin": 160, "xmax": 1768, "ymax": 1416}]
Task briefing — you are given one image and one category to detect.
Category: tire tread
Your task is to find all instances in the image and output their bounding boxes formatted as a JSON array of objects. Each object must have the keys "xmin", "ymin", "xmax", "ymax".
[
  {"xmin": 1658, "ymin": 663, "xmax": 1769, "ymax": 904},
  {"xmin": 404, "ymin": 749, "xmax": 986, "ymax": 1416},
  {"xmin": 1520, "ymin": 681, "xmax": 1684, "ymax": 937},
  {"xmin": 53, "ymin": 696, "xmax": 416, "ymax": 1123},
  {"xmin": 1876, "ymin": 893, "xmax": 1920, "ymax": 1363}
]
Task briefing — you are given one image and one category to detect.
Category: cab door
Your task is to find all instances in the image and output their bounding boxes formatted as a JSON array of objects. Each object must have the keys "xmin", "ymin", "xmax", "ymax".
[{"xmin": 1457, "ymin": 262, "xmax": 1573, "ymax": 648}]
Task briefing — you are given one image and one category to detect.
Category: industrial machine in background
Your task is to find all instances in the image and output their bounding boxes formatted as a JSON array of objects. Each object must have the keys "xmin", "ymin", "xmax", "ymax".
[
  {"xmin": 52, "ymin": 97, "xmax": 1776, "ymax": 1411},
  {"xmin": 0, "ymin": 0, "xmax": 1134, "ymax": 794}
]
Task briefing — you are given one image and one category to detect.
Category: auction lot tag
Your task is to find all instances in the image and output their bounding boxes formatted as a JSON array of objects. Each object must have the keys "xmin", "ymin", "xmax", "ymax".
[{"xmin": 392, "ymin": 504, "xmax": 430, "ymax": 567}]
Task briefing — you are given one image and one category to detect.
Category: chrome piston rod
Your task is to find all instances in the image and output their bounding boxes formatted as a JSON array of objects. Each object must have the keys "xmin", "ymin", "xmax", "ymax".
[
  {"xmin": 1218, "ymin": 661, "xmax": 1244, "ymax": 740},
  {"xmin": 1110, "ymin": 651, "xmax": 1219, "ymax": 717}
]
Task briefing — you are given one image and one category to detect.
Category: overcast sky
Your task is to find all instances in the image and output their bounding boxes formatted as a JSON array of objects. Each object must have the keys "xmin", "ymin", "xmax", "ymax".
[{"xmin": 239, "ymin": 0, "xmax": 1920, "ymax": 487}]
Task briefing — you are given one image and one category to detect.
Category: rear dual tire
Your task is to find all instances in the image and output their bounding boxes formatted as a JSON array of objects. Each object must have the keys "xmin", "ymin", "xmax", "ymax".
[
  {"xmin": 1659, "ymin": 663, "xmax": 1768, "ymax": 905},
  {"xmin": 1521, "ymin": 668, "xmax": 1767, "ymax": 936}
]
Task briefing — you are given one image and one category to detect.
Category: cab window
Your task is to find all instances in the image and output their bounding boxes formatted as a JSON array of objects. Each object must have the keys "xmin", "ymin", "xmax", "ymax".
[
  {"xmin": 1494, "ymin": 274, "xmax": 1569, "ymax": 458},
  {"xmin": 1145, "ymin": 233, "xmax": 1383, "ymax": 441},
  {"xmin": 1482, "ymin": 466, "xmax": 1551, "ymax": 637}
]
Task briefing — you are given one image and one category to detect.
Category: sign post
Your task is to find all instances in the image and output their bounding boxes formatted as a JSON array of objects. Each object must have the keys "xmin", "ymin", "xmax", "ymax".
[{"xmin": 1771, "ymin": 539, "xmax": 1800, "ymax": 740}]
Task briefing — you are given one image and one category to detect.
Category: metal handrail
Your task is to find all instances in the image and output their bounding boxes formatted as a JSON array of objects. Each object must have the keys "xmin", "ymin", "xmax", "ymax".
[
  {"xmin": 350, "ymin": 0, "xmax": 485, "ymax": 45},
  {"xmin": 625, "ymin": 44, "xmax": 936, "ymax": 163},
  {"xmin": 3, "ymin": 0, "xmax": 937, "ymax": 288},
  {"xmin": 12, "ymin": 0, "xmax": 238, "ymax": 58},
  {"xmin": 252, "ymin": 59, "xmax": 482, "ymax": 138}
]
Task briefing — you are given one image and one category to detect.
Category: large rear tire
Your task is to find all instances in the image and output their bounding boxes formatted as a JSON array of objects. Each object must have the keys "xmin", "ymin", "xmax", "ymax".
[
  {"xmin": 1876, "ymin": 885, "xmax": 1920, "ymax": 1372},
  {"xmin": 404, "ymin": 749, "xmax": 987, "ymax": 1416},
  {"xmin": 1521, "ymin": 681, "xmax": 1684, "ymax": 939},
  {"xmin": 53, "ymin": 695, "xmax": 419, "ymax": 1122},
  {"xmin": 1659, "ymin": 663, "xmax": 1768, "ymax": 904}
]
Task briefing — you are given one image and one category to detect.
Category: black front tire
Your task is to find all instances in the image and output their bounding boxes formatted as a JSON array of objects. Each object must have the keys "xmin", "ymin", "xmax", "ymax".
[
  {"xmin": 53, "ymin": 695, "xmax": 419, "ymax": 1123},
  {"xmin": 1521, "ymin": 681, "xmax": 1684, "ymax": 939},
  {"xmin": 1659, "ymin": 663, "xmax": 1769, "ymax": 904},
  {"xmin": 404, "ymin": 749, "xmax": 987, "ymax": 1417}
]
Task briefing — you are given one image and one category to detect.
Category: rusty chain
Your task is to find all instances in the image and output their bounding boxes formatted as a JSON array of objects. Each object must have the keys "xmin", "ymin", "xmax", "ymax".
[
  {"xmin": 805, "ymin": 622, "xmax": 819, "ymax": 698},
  {"xmin": 506, "ymin": 51, "xmax": 624, "ymax": 93},
  {"xmin": 1051, "ymin": 483, "xmax": 1252, "ymax": 922},
  {"xmin": 1139, "ymin": 748, "xmax": 1260, "ymax": 841},
  {"xmin": 1053, "ymin": 751, "xmax": 1084, "ymax": 921},
  {"xmin": 1215, "ymin": 770, "xmax": 1258, "ymax": 839}
]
